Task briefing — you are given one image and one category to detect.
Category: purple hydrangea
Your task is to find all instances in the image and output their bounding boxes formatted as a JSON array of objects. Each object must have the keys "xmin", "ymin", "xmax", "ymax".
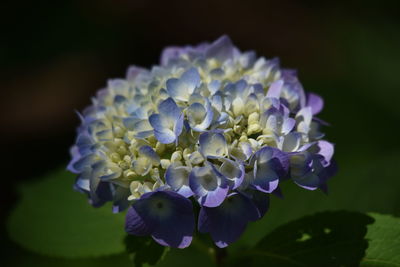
[{"xmin": 68, "ymin": 35, "xmax": 336, "ymax": 248}]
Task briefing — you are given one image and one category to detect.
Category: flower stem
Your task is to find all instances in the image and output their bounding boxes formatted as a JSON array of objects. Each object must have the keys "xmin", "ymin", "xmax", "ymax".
[{"xmin": 214, "ymin": 246, "xmax": 227, "ymax": 266}]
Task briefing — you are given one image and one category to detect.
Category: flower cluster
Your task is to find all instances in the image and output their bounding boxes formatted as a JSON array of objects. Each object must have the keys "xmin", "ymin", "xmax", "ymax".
[{"xmin": 68, "ymin": 36, "xmax": 336, "ymax": 248}]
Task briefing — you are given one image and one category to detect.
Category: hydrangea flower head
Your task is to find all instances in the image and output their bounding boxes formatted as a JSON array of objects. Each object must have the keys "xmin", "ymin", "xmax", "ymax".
[{"xmin": 68, "ymin": 36, "xmax": 336, "ymax": 248}]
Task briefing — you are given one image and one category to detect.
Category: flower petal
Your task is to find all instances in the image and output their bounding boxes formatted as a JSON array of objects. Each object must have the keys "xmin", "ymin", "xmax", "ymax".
[
  {"xmin": 199, "ymin": 132, "xmax": 228, "ymax": 159},
  {"xmin": 307, "ymin": 92, "xmax": 324, "ymax": 115},
  {"xmin": 205, "ymin": 35, "xmax": 234, "ymax": 62},
  {"xmin": 281, "ymin": 132, "xmax": 302, "ymax": 152},
  {"xmin": 189, "ymin": 164, "xmax": 228, "ymax": 207},
  {"xmin": 139, "ymin": 145, "xmax": 160, "ymax": 165},
  {"xmin": 154, "ymin": 129, "xmax": 176, "ymax": 144},
  {"xmin": 149, "ymin": 114, "xmax": 169, "ymax": 131},
  {"xmin": 266, "ymin": 80, "xmax": 283, "ymax": 98},
  {"xmin": 198, "ymin": 193, "xmax": 259, "ymax": 248},
  {"xmin": 314, "ymin": 140, "xmax": 334, "ymax": 164},
  {"xmin": 250, "ymin": 147, "xmax": 289, "ymax": 193},
  {"xmin": 125, "ymin": 191, "xmax": 195, "ymax": 248},
  {"xmin": 250, "ymin": 190, "xmax": 270, "ymax": 219},
  {"xmin": 158, "ymin": 98, "xmax": 181, "ymax": 123},
  {"xmin": 165, "ymin": 164, "xmax": 193, "ymax": 197},
  {"xmin": 218, "ymin": 158, "xmax": 244, "ymax": 189},
  {"xmin": 166, "ymin": 68, "xmax": 201, "ymax": 102},
  {"xmin": 187, "ymin": 103, "xmax": 206, "ymax": 126},
  {"xmin": 187, "ymin": 100, "xmax": 214, "ymax": 132}
]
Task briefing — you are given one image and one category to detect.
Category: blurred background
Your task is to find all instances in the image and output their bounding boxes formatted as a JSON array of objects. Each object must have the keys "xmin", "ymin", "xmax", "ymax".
[{"xmin": 1, "ymin": 0, "xmax": 400, "ymax": 264}]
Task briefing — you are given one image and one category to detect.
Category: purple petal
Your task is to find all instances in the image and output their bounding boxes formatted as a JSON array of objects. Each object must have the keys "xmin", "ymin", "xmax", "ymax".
[
  {"xmin": 266, "ymin": 80, "xmax": 283, "ymax": 98},
  {"xmin": 293, "ymin": 173, "xmax": 320, "ymax": 190},
  {"xmin": 189, "ymin": 164, "xmax": 229, "ymax": 208},
  {"xmin": 90, "ymin": 180, "xmax": 114, "ymax": 207},
  {"xmin": 198, "ymin": 185, "xmax": 229, "ymax": 208},
  {"xmin": 198, "ymin": 193, "xmax": 259, "ymax": 247},
  {"xmin": 290, "ymin": 152, "xmax": 313, "ymax": 178},
  {"xmin": 125, "ymin": 191, "xmax": 195, "ymax": 248},
  {"xmin": 249, "ymin": 190, "xmax": 270, "ymax": 220},
  {"xmin": 307, "ymin": 92, "xmax": 324, "ymax": 115},
  {"xmin": 125, "ymin": 205, "xmax": 155, "ymax": 236},
  {"xmin": 250, "ymin": 147, "xmax": 289, "ymax": 193},
  {"xmin": 112, "ymin": 186, "xmax": 131, "ymax": 213},
  {"xmin": 314, "ymin": 141, "xmax": 334, "ymax": 164}
]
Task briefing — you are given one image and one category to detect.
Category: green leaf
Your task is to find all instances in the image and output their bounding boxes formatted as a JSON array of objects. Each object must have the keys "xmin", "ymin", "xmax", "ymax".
[
  {"xmin": 8, "ymin": 253, "xmax": 132, "ymax": 267},
  {"xmin": 6, "ymin": 168, "xmax": 127, "ymax": 258},
  {"xmin": 123, "ymin": 234, "xmax": 217, "ymax": 267},
  {"xmin": 158, "ymin": 238, "xmax": 217, "ymax": 267},
  {"xmin": 124, "ymin": 235, "xmax": 169, "ymax": 266},
  {"xmin": 227, "ymin": 211, "xmax": 400, "ymax": 267},
  {"xmin": 230, "ymin": 154, "xmax": 400, "ymax": 251},
  {"xmin": 3, "ymin": 243, "xmax": 132, "ymax": 267},
  {"xmin": 362, "ymin": 213, "xmax": 400, "ymax": 266}
]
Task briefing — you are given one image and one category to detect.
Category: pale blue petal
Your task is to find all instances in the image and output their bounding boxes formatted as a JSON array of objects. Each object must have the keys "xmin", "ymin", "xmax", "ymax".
[
  {"xmin": 282, "ymin": 117, "xmax": 296, "ymax": 134},
  {"xmin": 205, "ymin": 35, "xmax": 234, "ymax": 62},
  {"xmin": 73, "ymin": 154, "xmax": 96, "ymax": 172},
  {"xmin": 181, "ymin": 67, "xmax": 201, "ymax": 90},
  {"xmin": 173, "ymin": 113, "xmax": 184, "ymax": 142},
  {"xmin": 139, "ymin": 145, "xmax": 160, "ymax": 163},
  {"xmin": 149, "ymin": 114, "xmax": 169, "ymax": 131},
  {"xmin": 158, "ymin": 98, "xmax": 181, "ymax": 123},
  {"xmin": 188, "ymin": 100, "xmax": 214, "ymax": 132},
  {"xmin": 199, "ymin": 132, "xmax": 228, "ymax": 158},
  {"xmin": 219, "ymin": 158, "xmax": 244, "ymax": 189},
  {"xmin": 189, "ymin": 164, "xmax": 229, "ymax": 207},
  {"xmin": 154, "ymin": 129, "xmax": 176, "ymax": 144},
  {"xmin": 187, "ymin": 103, "xmax": 207, "ymax": 126},
  {"xmin": 282, "ymin": 132, "xmax": 302, "ymax": 152},
  {"xmin": 208, "ymin": 80, "xmax": 221, "ymax": 94},
  {"xmin": 166, "ymin": 165, "xmax": 193, "ymax": 198},
  {"xmin": 166, "ymin": 68, "xmax": 201, "ymax": 101},
  {"xmin": 122, "ymin": 117, "xmax": 141, "ymax": 131}
]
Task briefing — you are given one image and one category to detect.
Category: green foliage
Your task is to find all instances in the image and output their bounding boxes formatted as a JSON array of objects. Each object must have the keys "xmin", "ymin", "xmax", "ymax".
[
  {"xmin": 5, "ymin": 168, "xmax": 400, "ymax": 266},
  {"xmin": 125, "ymin": 235, "xmax": 169, "ymax": 266},
  {"xmin": 5, "ymin": 168, "xmax": 216, "ymax": 266},
  {"xmin": 157, "ymin": 240, "xmax": 216, "ymax": 267},
  {"xmin": 3, "ymin": 246, "xmax": 132, "ymax": 267},
  {"xmin": 232, "ymin": 154, "xmax": 400, "ymax": 251},
  {"xmin": 227, "ymin": 211, "xmax": 400, "ymax": 267},
  {"xmin": 362, "ymin": 213, "xmax": 400, "ymax": 266},
  {"xmin": 6, "ymin": 169, "xmax": 127, "ymax": 258}
]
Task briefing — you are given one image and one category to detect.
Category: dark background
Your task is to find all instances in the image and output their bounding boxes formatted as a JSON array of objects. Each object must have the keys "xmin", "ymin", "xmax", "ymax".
[{"xmin": 1, "ymin": 0, "xmax": 400, "ymax": 264}]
